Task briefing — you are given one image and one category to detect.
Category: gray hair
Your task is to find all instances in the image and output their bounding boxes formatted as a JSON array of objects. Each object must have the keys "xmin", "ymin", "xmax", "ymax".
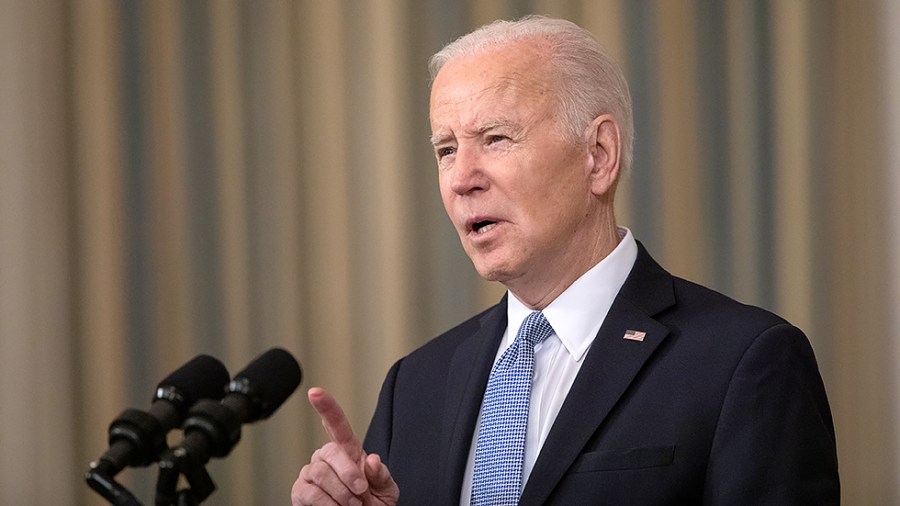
[{"xmin": 429, "ymin": 15, "xmax": 634, "ymax": 176}]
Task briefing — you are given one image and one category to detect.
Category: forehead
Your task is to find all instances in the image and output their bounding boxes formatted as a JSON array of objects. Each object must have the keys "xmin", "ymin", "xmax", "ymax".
[{"xmin": 429, "ymin": 43, "xmax": 557, "ymax": 129}]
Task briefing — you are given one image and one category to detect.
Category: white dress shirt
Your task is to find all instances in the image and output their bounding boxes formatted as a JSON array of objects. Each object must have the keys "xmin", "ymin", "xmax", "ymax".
[{"xmin": 459, "ymin": 228, "xmax": 638, "ymax": 504}]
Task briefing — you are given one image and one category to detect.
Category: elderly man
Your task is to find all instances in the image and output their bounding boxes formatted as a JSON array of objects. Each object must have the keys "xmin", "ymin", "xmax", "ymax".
[{"xmin": 292, "ymin": 16, "xmax": 839, "ymax": 505}]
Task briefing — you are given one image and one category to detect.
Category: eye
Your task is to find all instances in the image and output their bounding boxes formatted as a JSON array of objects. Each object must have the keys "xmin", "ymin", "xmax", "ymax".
[
  {"xmin": 486, "ymin": 134, "xmax": 508, "ymax": 145},
  {"xmin": 436, "ymin": 146, "xmax": 456, "ymax": 159}
]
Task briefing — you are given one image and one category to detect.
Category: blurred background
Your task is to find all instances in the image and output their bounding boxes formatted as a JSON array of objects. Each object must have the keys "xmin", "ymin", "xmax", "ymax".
[{"xmin": 1, "ymin": 0, "xmax": 897, "ymax": 504}]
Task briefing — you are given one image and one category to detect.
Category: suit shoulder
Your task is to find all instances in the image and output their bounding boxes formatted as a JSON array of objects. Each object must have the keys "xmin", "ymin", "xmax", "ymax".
[
  {"xmin": 624, "ymin": 244, "xmax": 791, "ymax": 335},
  {"xmin": 667, "ymin": 276, "xmax": 792, "ymax": 335}
]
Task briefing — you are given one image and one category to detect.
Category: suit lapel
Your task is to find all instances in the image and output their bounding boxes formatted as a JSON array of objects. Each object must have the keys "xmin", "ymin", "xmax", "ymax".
[
  {"xmin": 520, "ymin": 244, "xmax": 676, "ymax": 505},
  {"xmin": 437, "ymin": 297, "xmax": 507, "ymax": 505}
]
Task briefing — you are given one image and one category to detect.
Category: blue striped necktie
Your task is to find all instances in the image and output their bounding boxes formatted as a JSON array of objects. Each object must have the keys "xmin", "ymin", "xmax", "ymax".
[{"xmin": 471, "ymin": 311, "xmax": 554, "ymax": 506}]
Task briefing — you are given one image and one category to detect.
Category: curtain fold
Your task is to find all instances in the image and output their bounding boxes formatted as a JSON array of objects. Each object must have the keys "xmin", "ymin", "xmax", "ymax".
[{"xmin": 0, "ymin": 1, "xmax": 896, "ymax": 503}]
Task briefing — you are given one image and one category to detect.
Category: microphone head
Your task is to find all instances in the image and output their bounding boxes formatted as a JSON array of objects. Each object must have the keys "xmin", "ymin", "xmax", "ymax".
[
  {"xmin": 228, "ymin": 348, "xmax": 302, "ymax": 422},
  {"xmin": 154, "ymin": 354, "xmax": 230, "ymax": 415}
]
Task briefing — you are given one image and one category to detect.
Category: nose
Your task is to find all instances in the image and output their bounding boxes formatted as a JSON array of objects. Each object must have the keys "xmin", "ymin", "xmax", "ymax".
[{"xmin": 448, "ymin": 146, "xmax": 487, "ymax": 196}]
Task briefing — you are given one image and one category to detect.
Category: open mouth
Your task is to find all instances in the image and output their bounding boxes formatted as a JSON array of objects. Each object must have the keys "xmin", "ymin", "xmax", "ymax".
[{"xmin": 472, "ymin": 220, "xmax": 497, "ymax": 234}]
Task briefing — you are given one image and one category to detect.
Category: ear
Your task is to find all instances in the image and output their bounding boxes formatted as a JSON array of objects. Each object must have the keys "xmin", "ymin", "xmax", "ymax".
[{"xmin": 585, "ymin": 114, "xmax": 621, "ymax": 197}]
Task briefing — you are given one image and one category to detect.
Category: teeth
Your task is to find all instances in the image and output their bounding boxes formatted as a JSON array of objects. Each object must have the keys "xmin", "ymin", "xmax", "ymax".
[{"xmin": 477, "ymin": 222, "xmax": 496, "ymax": 234}]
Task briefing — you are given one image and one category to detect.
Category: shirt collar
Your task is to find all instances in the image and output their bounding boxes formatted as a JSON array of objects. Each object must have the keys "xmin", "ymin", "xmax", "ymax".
[{"xmin": 506, "ymin": 227, "xmax": 638, "ymax": 361}]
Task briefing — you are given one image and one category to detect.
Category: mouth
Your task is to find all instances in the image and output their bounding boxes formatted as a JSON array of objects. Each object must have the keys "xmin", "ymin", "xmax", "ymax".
[{"xmin": 466, "ymin": 217, "xmax": 500, "ymax": 235}]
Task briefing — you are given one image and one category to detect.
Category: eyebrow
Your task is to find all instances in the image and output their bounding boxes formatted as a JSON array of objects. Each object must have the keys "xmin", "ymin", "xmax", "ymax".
[
  {"xmin": 429, "ymin": 120, "xmax": 519, "ymax": 147},
  {"xmin": 429, "ymin": 132, "xmax": 452, "ymax": 147}
]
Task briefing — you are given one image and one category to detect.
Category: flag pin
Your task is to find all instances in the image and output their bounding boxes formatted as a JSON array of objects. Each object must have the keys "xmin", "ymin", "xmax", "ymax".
[{"xmin": 623, "ymin": 330, "xmax": 646, "ymax": 342}]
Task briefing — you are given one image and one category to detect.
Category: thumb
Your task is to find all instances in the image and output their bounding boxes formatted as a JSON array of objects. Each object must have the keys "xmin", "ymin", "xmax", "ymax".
[{"xmin": 364, "ymin": 453, "xmax": 399, "ymax": 502}]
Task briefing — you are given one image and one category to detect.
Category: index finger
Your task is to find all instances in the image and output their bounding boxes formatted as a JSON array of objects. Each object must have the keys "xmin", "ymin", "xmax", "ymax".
[{"xmin": 308, "ymin": 387, "xmax": 362, "ymax": 458}]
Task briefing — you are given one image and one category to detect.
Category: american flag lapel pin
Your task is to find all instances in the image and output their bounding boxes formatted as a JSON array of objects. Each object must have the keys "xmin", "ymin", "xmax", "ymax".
[{"xmin": 623, "ymin": 329, "xmax": 646, "ymax": 342}]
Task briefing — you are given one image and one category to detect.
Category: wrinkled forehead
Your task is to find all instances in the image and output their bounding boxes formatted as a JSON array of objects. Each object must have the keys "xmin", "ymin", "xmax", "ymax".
[
  {"xmin": 431, "ymin": 75, "xmax": 545, "ymax": 112},
  {"xmin": 429, "ymin": 46, "xmax": 559, "ymax": 127}
]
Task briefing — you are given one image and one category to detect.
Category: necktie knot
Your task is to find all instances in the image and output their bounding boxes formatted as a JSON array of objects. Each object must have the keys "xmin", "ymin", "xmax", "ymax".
[{"xmin": 517, "ymin": 311, "xmax": 553, "ymax": 348}]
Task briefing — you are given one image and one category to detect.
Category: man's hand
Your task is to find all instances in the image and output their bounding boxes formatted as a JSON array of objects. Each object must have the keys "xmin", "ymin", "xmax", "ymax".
[{"xmin": 291, "ymin": 388, "xmax": 399, "ymax": 506}]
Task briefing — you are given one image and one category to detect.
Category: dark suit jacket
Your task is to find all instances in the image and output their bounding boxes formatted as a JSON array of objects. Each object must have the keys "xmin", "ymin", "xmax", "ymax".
[{"xmin": 364, "ymin": 244, "xmax": 839, "ymax": 505}]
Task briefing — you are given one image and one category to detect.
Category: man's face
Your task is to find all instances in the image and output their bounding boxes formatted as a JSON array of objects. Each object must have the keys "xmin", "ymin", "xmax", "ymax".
[{"xmin": 430, "ymin": 42, "xmax": 602, "ymax": 294}]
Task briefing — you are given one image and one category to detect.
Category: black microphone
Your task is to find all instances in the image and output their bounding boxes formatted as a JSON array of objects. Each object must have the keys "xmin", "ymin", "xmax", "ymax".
[
  {"xmin": 88, "ymin": 354, "xmax": 231, "ymax": 477},
  {"xmin": 174, "ymin": 347, "xmax": 302, "ymax": 464}
]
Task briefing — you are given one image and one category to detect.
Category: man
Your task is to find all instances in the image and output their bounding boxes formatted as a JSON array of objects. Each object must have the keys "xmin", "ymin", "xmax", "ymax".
[{"xmin": 292, "ymin": 16, "xmax": 839, "ymax": 505}]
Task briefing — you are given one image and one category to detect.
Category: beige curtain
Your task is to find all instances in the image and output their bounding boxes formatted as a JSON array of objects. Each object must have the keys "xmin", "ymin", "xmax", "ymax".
[{"xmin": 1, "ymin": 1, "xmax": 896, "ymax": 504}]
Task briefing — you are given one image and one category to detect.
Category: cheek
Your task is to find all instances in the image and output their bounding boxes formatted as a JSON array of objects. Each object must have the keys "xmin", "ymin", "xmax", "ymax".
[
  {"xmin": 524, "ymin": 178, "xmax": 589, "ymax": 230},
  {"xmin": 438, "ymin": 184, "xmax": 452, "ymax": 210},
  {"xmin": 437, "ymin": 174, "xmax": 450, "ymax": 202},
  {"xmin": 438, "ymin": 186, "xmax": 460, "ymax": 226}
]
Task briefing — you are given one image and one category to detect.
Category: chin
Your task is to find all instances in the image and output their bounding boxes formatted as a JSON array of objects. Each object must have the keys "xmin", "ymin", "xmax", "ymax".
[
  {"xmin": 471, "ymin": 259, "xmax": 516, "ymax": 284},
  {"xmin": 465, "ymin": 245, "xmax": 523, "ymax": 283},
  {"xmin": 476, "ymin": 270, "xmax": 503, "ymax": 283}
]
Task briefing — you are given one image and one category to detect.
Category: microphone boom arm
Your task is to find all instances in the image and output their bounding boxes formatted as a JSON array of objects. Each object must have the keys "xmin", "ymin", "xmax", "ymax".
[{"xmin": 85, "ymin": 460, "xmax": 144, "ymax": 506}]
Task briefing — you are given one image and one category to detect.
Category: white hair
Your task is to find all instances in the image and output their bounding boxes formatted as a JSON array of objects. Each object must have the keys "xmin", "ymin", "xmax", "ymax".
[{"xmin": 430, "ymin": 15, "xmax": 634, "ymax": 176}]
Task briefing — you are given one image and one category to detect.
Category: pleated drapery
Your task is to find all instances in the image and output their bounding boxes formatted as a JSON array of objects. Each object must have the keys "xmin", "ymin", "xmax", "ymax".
[{"xmin": 1, "ymin": 1, "xmax": 897, "ymax": 504}]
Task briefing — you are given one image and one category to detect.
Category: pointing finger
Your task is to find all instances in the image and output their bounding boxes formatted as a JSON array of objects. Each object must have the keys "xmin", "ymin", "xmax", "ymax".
[{"xmin": 308, "ymin": 387, "xmax": 363, "ymax": 459}]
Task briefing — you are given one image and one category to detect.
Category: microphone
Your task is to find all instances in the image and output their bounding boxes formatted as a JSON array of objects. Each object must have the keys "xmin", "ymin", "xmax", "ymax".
[
  {"xmin": 88, "ymin": 354, "xmax": 231, "ymax": 477},
  {"xmin": 174, "ymin": 347, "xmax": 302, "ymax": 463}
]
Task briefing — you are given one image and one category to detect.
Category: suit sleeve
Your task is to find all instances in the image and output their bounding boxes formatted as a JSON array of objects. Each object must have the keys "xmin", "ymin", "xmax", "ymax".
[
  {"xmin": 703, "ymin": 323, "xmax": 840, "ymax": 504},
  {"xmin": 363, "ymin": 359, "xmax": 401, "ymax": 466}
]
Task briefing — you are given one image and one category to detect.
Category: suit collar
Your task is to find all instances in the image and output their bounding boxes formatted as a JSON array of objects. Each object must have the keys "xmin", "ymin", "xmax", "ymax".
[
  {"xmin": 521, "ymin": 243, "xmax": 676, "ymax": 505},
  {"xmin": 617, "ymin": 241, "xmax": 676, "ymax": 317}
]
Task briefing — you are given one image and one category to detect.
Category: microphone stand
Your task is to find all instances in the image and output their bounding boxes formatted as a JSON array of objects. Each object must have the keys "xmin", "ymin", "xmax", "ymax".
[
  {"xmin": 85, "ymin": 460, "xmax": 143, "ymax": 506},
  {"xmin": 85, "ymin": 445, "xmax": 217, "ymax": 506},
  {"xmin": 154, "ymin": 447, "xmax": 216, "ymax": 506}
]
